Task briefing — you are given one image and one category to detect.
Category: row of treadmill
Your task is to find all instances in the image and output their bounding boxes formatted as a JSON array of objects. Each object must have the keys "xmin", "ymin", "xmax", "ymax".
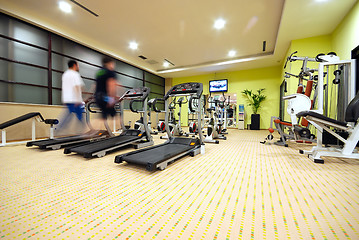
[{"xmin": 26, "ymin": 83, "xmax": 206, "ymax": 171}]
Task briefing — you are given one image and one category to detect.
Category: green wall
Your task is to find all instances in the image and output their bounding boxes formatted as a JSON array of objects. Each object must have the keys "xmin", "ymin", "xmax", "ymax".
[
  {"xmin": 332, "ymin": 1, "xmax": 359, "ymax": 60},
  {"xmin": 172, "ymin": 66, "xmax": 282, "ymax": 129}
]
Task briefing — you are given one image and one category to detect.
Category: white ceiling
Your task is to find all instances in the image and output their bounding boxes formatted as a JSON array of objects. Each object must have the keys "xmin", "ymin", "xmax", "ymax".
[{"xmin": 0, "ymin": 0, "xmax": 357, "ymax": 78}]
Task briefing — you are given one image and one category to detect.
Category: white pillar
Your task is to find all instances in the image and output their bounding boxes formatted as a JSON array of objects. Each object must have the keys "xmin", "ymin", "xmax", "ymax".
[
  {"xmin": 32, "ymin": 118, "xmax": 36, "ymax": 141},
  {"xmin": 1, "ymin": 129, "xmax": 6, "ymax": 146}
]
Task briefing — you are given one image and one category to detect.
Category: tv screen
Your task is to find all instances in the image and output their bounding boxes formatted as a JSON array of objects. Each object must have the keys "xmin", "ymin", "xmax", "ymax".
[{"xmin": 209, "ymin": 79, "xmax": 228, "ymax": 92}]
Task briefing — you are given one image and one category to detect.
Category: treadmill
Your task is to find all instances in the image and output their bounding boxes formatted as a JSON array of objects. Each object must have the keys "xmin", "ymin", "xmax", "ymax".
[
  {"xmin": 64, "ymin": 87, "xmax": 154, "ymax": 158},
  {"xmin": 26, "ymin": 130, "xmax": 109, "ymax": 150},
  {"xmin": 26, "ymin": 98, "xmax": 111, "ymax": 150},
  {"xmin": 115, "ymin": 82, "xmax": 205, "ymax": 171}
]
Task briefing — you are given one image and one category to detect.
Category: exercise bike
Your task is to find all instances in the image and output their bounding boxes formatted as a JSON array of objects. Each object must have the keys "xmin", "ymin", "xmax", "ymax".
[{"xmin": 204, "ymin": 95, "xmax": 227, "ymax": 144}]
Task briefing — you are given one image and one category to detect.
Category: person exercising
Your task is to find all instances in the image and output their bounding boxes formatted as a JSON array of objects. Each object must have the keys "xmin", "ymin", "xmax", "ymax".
[
  {"xmin": 56, "ymin": 60, "xmax": 85, "ymax": 134},
  {"xmin": 95, "ymin": 57, "xmax": 118, "ymax": 133}
]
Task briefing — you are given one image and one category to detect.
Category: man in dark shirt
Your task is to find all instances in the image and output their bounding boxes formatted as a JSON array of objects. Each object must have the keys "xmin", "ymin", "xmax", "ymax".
[{"xmin": 95, "ymin": 57, "xmax": 117, "ymax": 120}]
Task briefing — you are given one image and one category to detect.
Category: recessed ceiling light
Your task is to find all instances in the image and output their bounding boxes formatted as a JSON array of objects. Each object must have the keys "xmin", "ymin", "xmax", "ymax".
[
  {"xmin": 129, "ymin": 42, "xmax": 138, "ymax": 50},
  {"xmin": 58, "ymin": 1, "xmax": 72, "ymax": 13},
  {"xmin": 228, "ymin": 50, "xmax": 236, "ymax": 57},
  {"xmin": 163, "ymin": 61, "xmax": 170, "ymax": 68},
  {"xmin": 214, "ymin": 18, "xmax": 226, "ymax": 29},
  {"xmin": 316, "ymin": 0, "xmax": 328, "ymax": 2}
]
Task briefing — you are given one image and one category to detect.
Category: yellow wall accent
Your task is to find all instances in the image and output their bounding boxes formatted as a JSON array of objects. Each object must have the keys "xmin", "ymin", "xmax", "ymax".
[
  {"xmin": 332, "ymin": 1, "xmax": 359, "ymax": 60},
  {"xmin": 172, "ymin": 66, "xmax": 282, "ymax": 129}
]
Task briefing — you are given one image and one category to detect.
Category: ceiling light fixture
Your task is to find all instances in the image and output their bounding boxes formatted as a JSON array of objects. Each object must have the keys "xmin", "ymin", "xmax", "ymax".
[
  {"xmin": 214, "ymin": 18, "xmax": 226, "ymax": 29},
  {"xmin": 157, "ymin": 52, "xmax": 273, "ymax": 74},
  {"xmin": 58, "ymin": 1, "xmax": 72, "ymax": 13},
  {"xmin": 228, "ymin": 50, "xmax": 236, "ymax": 57},
  {"xmin": 129, "ymin": 42, "xmax": 138, "ymax": 50},
  {"xmin": 163, "ymin": 61, "xmax": 170, "ymax": 68}
]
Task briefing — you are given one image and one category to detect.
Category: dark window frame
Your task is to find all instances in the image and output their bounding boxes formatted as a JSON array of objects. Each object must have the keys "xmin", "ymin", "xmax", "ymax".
[{"xmin": 0, "ymin": 12, "xmax": 165, "ymax": 106}]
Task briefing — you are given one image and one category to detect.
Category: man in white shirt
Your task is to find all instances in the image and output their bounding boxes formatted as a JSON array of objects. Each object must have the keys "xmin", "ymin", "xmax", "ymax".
[{"xmin": 57, "ymin": 60, "xmax": 85, "ymax": 132}]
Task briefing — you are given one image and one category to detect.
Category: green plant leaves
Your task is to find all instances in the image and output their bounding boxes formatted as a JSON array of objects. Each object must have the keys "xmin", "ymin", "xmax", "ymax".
[{"xmin": 241, "ymin": 88, "xmax": 266, "ymax": 114}]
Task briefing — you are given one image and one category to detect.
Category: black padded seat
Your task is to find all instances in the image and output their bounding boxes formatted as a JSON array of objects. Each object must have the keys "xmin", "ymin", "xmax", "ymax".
[
  {"xmin": 297, "ymin": 111, "xmax": 348, "ymax": 127},
  {"xmin": 345, "ymin": 92, "xmax": 359, "ymax": 122},
  {"xmin": 44, "ymin": 119, "xmax": 59, "ymax": 125},
  {"xmin": 297, "ymin": 92, "xmax": 359, "ymax": 127}
]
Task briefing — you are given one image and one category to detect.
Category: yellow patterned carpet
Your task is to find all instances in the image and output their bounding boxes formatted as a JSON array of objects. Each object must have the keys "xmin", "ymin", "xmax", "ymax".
[{"xmin": 1, "ymin": 130, "xmax": 359, "ymax": 240}]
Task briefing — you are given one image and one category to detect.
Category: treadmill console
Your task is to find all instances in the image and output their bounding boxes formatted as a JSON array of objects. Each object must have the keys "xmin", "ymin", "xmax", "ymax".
[
  {"xmin": 165, "ymin": 82, "xmax": 203, "ymax": 100},
  {"xmin": 120, "ymin": 87, "xmax": 150, "ymax": 101}
]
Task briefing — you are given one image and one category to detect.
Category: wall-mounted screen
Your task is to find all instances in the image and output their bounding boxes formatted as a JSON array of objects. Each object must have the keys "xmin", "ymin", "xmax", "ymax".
[{"xmin": 209, "ymin": 79, "xmax": 228, "ymax": 92}]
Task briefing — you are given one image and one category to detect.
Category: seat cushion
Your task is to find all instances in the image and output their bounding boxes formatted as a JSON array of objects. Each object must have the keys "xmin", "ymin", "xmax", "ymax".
[{"xmin": 297, "ymin": 111, "xmax": 348, "ymax": 127}]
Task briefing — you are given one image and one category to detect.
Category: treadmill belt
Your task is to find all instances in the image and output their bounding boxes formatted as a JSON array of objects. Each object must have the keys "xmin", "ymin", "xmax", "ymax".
[
  {"xmin": 29, "ymin": 135, "xmax": 86, "ymax": 147},
  {"xmin": 122, "ymin": 143, "xmax": 194, "ymax": 165},
  {"xmin": 69, "ymin": 135, "xmax": 142, "ymax": 154}
]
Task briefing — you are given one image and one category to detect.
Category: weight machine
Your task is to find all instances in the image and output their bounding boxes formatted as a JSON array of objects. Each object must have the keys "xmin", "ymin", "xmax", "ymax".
[{"xmin": 298, "ymin": 59, "xmax": 357, "ymax": 163}]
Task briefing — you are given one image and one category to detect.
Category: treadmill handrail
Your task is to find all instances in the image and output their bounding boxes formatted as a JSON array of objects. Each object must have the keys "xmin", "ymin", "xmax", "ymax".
[
  {"xmin": 0, "ymin": 112, "xmax": 47, "ymax": 129},
  {"xmin": 164, "ymin": 83, "xmax": 203, "ymax": 100},
  {"xmin": 130, "ymin": 99, "xmax": 148, "ymax": 113},
  {"xmin": 118, "ymin": 87, "xmax": 150, "ymax": 102},
  {"xmin": 151, "ymin": 98, "xmax": 165, "ymax": 113}
]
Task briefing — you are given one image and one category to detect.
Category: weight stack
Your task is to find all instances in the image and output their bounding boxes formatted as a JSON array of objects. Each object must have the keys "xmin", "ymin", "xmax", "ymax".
[{"xmin": 323, "ymin": 130, "xmax": 348, "ymax": 146}]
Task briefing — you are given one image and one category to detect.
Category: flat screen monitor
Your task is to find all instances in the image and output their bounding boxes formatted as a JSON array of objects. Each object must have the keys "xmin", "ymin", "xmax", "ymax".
[{"xmin": 209, "ymin": 79, "xmax": 228, "ymax": 92}]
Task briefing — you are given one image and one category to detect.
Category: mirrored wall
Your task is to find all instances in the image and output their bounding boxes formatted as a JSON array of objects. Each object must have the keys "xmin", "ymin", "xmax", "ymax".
[{"xmin": 189, "ymin": 93, "xmax": 238, "ymax": 128}]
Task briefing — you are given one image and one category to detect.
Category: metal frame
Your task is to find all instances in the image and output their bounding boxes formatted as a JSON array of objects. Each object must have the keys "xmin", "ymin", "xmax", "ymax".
[
  {"xmin": 1, "ymin": 116, "xmax": 55, "ymax": 146},
  {"xmin": 301, "ymin": 116, "xmax": 359, "ymax": 163},
  {"xmin": 300, "ymin": 59, "xmax": 357, "ymax": 162}
]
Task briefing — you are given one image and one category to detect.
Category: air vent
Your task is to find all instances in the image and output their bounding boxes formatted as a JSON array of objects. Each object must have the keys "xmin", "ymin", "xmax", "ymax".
[
  {"xmin": 164, "ymin": 58, "xmax": 175, "ymax": 66},
  {"xmin": 70, "ymin": 0, "xmax": 99, "ymax": 17},
  {"xmin": 147, "ymin": 60, "xmax": 159, "ymax": 65},
  {"xmin": 138, "ymin": 55, "xmax": 147, "ymax": 60}
]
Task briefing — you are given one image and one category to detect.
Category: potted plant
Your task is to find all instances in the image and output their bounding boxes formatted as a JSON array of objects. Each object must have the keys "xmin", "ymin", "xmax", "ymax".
[{"xmin": 242, "ymin": 88, "xmax": 266, "ymax": 130}]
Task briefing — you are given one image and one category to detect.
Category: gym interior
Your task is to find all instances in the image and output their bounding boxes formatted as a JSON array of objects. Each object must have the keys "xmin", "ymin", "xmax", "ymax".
[{"xmin": 1, "ymin": 0, "xmax": 359, "ymax": 239}]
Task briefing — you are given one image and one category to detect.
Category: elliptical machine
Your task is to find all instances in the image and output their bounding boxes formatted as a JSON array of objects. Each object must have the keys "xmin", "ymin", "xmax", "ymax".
[
  {"xmin": 152, "ymin": 98, "xmax": 167, "ymax": 133},
  {"xmin": 143, "ymin": 98, "xmax": 159, "ymax": 135},
  {"xmin": 217, "ymin": 95, "xmax": 230, "ymax": 135},
  {"xmin": 187, "ymin": 96, "xmax": 204, "ymax": 136},
  {"xmin": 134, "ymin": 102, "xmax": 152, "ymax": 133},
  {"xmin": 160, "ymin": 97, "xmax": 186, "ymax": 139},
  {"xmin": 204, "ymin": 94, "xmax": 227, "ymax": 144}
]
